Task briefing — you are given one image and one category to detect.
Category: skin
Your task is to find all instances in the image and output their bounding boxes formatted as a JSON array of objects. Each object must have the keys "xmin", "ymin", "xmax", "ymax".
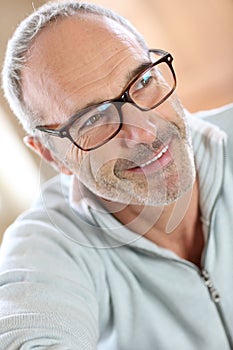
[{"xmin": 22, "ymin": 14, "xmax": 204, "ymax": 266}]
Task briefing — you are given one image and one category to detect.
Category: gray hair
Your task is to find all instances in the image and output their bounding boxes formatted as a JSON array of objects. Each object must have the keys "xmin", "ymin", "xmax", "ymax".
[{"xmin": 2, "ymin": 1, "xmax": 148, "ymax": 133}]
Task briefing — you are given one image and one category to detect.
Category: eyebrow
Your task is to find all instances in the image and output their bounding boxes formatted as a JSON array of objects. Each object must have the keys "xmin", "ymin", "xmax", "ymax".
[
  {"xmin": 126, "ymin": 61, "xmax": 151, "ymax": 82},
  {"xmin": 78, "ymin": 61, "xmax": 151, "ymax": 111}
]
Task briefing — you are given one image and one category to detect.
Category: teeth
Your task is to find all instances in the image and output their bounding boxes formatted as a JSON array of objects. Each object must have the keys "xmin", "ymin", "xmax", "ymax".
[{"xmin": 140, "ymin": 145, "xmax": 169, "ymax": 168}]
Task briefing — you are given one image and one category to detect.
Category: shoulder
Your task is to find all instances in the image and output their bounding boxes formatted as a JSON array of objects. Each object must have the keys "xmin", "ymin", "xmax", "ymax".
[
  {"xmin": 0, "ymin": 174, "xmax": 107, "ymax": 292},
  {"xmin": 1, "ymin": 174, "xmax": 99, "ymax": 257},
  {"xmin": 190, "ymin": 103, "xmax": 233, "ymax": 137},
  {"xmin": 188, "ymin": 103, "xmax": 233, "ymax": 168}
]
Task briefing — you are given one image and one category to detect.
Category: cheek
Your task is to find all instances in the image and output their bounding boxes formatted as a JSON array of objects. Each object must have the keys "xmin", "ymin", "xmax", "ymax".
[
  {"xmin": 88, "ymin": 145, "xmax": 117, "ymax": 179},
  {"xmin": 156, "ymin": 97, "xmax": 187, "ymax": 136},
  {"xmin": 47, "ymin": 136, "xmax": 85, "ymax": 172},
  {"xmin": 66, "ymin": 147, "xmax": 89, "ymax": 173}
]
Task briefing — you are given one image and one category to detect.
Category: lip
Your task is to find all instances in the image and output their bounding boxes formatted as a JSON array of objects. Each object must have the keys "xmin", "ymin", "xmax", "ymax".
[
  {"xmin": 125, "ymin": 141, "xmax": 173, "ymax": 175},
  {"xmin": 139, "ymin": 145, "xmax": 169, "ymax": 168}
]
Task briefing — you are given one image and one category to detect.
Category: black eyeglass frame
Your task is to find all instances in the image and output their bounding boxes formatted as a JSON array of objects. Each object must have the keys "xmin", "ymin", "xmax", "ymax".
[{"xmin": 35, "ymin": 49, "xmax": 177, "ymax": 151}]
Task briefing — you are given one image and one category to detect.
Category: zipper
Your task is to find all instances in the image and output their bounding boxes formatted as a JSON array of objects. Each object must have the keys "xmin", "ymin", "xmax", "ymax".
[
  {"xmin": 200, "ymin": 268, "xmax": 220, "ymax": 303},
  {"xmin": 200, "ymin": 268, "xmax": 233, "ymax": 350},
  {"xmin": 198, "ymin": 136, "xmax": 233, "ymax": 349}
]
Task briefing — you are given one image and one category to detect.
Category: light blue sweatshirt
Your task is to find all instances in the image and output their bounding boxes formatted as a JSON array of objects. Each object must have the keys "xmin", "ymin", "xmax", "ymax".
[{"xmin": 0, "ymin": 104, "xmax": 233, "ymax": 350}]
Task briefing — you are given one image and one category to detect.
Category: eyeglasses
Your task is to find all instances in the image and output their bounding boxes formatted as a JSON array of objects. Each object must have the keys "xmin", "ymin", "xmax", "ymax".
[{"xmin": 35, "ymin": 49, "xmax": 177, "ymax": 151}]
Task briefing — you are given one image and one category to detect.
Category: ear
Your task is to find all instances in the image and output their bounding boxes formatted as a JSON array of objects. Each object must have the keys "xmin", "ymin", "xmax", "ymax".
[{"xmin": 24, "ymin": 135, "xmax": 73, "ymax": 175}]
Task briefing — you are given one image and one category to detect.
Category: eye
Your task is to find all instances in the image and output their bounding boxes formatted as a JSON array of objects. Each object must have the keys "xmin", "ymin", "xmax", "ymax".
[
  {"xmin": 84, "ymin": 113, "xmax": 102, "ymax": 127},
  {"xmin": 79, "ymin": 103, "xmax": 112, "ymax": 130},
  {"xmin": 135, "ymin": 71, "xmax": 153, "ymax": 90}
]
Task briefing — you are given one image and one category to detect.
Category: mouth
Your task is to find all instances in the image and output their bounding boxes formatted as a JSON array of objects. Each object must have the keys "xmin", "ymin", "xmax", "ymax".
[
  {"xmin": 114, "ymin": 141, "xmax": 173, "ymax": 177},
  {"xmin": 128, "ymin": 143, "xmax": 171, "ymax": 175},
  {"xmin": 138, "ymin": 145, "xmax": 169, "ymax": 168}
]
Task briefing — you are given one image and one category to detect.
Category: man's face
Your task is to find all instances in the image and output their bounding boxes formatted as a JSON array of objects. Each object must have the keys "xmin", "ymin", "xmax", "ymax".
[{"xmin": 22, "ymin": 14, "xmax": 195, "ymax": 207}]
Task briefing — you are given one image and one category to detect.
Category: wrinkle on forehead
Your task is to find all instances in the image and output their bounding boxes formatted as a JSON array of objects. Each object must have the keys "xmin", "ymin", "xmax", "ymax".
[
  {"xmin": 21, "ymin": 13, "xmax": 148, "ymax": 125},
  {"xmin": 59, "ymin": 53, "xmax": 148, "ymax": 109}
]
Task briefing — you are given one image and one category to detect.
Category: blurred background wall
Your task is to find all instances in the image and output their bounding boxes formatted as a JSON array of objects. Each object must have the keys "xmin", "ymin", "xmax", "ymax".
[{"xmin": 1, "ymin": 0, "xmax": 233, "ymax": 241}]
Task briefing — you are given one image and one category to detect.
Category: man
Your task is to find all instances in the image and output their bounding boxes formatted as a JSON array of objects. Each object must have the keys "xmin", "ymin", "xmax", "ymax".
[{"xmin": 0, "ymin": 1, "xmax": 233, "ymax": 349}]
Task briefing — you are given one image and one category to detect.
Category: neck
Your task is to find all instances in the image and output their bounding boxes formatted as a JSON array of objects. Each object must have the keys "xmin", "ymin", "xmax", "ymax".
[{"xmin": 100, "ymin": 180, "xmax": 204, "ymax": 267}]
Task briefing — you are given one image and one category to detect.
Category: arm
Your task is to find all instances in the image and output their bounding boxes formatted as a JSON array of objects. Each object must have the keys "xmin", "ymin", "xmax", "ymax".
[{"xmin": 0, "ymin": 215, "xmax": 99, "ymax": 349}]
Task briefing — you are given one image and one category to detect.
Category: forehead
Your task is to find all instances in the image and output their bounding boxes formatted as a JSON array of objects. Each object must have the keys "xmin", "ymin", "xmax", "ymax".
[
  {"xmin": 30, "ymin": 14, "xmax": 143, "ymax": 65},
  {"xmin": 21, "ymin": 13, "xmax": 148, "ymax": 123}
]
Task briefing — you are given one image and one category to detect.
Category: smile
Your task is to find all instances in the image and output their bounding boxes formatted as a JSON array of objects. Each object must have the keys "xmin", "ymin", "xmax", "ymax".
[
  {"xmin": 114, "ymin": 141, "xmax": 172, "ymax": 177},
  {"xmin": 124, "ymin": 143, "xmax": 172, "ymax": 175},
  {"xmin": 139, "ymin": 145, "xmax": 169, "ymax": 168}
]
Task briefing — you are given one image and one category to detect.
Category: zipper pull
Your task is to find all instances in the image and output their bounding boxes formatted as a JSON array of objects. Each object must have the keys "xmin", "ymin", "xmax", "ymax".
[{"xmin": 200, "ymin": 268, "xmax": 221, "ymax": 303}]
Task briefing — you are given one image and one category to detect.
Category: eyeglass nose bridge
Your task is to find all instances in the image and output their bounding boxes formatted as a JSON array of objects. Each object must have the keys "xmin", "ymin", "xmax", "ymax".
[{"xmin": 114, "ymin": 90, "xmax": 134, "ymax": 105}]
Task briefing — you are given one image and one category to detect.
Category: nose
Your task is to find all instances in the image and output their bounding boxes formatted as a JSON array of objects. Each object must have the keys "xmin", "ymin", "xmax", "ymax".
[{"xmin": 117, "ymin": 108, "xmax": 157, "ymax": 147}]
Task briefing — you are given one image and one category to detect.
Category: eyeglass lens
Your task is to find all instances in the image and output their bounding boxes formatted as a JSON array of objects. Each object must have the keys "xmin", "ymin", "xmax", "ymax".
[
  {"xmin": 69, "ymin": 102, "xmax": 121, "ymax": 150},
  {"xmin": 129, "ymin": 60, "xmax": 175, "ymax": 109}
]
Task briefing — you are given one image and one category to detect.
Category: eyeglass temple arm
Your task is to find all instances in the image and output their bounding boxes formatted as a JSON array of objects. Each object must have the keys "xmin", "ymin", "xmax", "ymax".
[{"xmin": 35, "ymin": 126, "xmax": 68, "ymax": 138}]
